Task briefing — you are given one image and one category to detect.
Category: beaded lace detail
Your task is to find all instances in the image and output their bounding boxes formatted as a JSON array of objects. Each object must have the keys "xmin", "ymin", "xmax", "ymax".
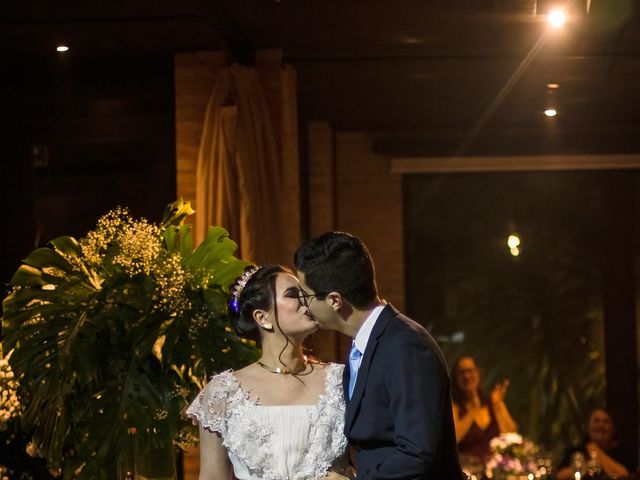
[{"xmin": 185, "ymin": 363, "xmax": 347, "ymax": 480}]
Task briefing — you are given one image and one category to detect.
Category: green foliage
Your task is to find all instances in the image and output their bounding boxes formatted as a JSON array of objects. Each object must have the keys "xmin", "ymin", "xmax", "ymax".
[
  {"xmin": 407, "ymin": 172, "xmax": 608, "ymax": 458},
  {"xmin": 1, "ymin": 198, "xmax": 258, "ymax": 478},
  {"xmin": 443, "ymin": 230, "xmax": 605, "ymax": 455}
]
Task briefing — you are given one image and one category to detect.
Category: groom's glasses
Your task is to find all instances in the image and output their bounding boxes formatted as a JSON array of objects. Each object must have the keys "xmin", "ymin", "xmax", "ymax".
[{"xmin": 296, "ymin": 290, "xmax": 328, "ymax": 308}]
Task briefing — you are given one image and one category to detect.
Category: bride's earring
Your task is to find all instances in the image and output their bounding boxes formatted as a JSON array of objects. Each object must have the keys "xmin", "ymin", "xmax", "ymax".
[{"xmin": 254, "ymin": 310, "xmax": 274, "ymax": 332}]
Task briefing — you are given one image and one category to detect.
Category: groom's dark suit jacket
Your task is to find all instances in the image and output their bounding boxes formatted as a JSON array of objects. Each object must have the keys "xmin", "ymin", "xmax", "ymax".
[{"xmin": 344, "ymin": 305, "xmax": 465, "ymax": 480}]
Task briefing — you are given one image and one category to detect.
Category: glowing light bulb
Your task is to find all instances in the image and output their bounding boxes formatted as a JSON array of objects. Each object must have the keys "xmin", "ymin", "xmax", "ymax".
[
  {"xmin": 507, "ymin": 234, "xmax": 521, "ymax": 249},
  {"xmin": 544, "ymin": 108, "xmax": 557, "ymax": 117},
  {"xmin": 548, "ymin": 9, "xmax": 567, "ymax": 28},
  {"xmin": 56, "ymin": 45, "xmax": 69, "ymax": 52},
  {"xmin": 510, "ymin": 247, "xmax": 520, "ymax": 257}
]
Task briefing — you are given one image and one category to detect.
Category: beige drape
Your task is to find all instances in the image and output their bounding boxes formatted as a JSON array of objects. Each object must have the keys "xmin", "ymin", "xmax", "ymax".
[{"xmin": 194, "ymin": 61, "xmax": 299, "ymax": 265}]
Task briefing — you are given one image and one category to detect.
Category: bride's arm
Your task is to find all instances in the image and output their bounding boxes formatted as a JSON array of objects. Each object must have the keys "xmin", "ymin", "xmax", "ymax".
[{"xmin": 198, "ymin": 425, "xmax": 235, "ymax": 480}]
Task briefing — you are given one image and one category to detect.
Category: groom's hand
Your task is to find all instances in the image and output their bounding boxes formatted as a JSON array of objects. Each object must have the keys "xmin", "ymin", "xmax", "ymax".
[{"xmin": 321, "ymin": 472, "xmax": 350, "ymax": 480}]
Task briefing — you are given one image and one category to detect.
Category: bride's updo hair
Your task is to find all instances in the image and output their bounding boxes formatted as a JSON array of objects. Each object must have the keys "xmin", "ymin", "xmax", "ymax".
[{"xmin": 228, "ymin": 264, "xmax": 290, "ymax": 343}]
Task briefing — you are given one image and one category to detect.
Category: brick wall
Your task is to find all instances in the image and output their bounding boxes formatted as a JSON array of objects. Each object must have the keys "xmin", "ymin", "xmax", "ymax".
[{"xmin": 306, "ymin": 126, "xmax": 405, "ymax": 361}]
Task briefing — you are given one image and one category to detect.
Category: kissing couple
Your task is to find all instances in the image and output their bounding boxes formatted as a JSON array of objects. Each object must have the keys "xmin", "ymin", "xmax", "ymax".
[{"xmin": 187, "ymin": 231, "xmax": 466, "ymax": 480}]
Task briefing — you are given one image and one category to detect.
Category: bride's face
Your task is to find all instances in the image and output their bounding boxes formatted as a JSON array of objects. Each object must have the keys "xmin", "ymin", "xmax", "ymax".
[{"xmin": 269, "ymin": 273, "xmax": 318, "ymax": 338}]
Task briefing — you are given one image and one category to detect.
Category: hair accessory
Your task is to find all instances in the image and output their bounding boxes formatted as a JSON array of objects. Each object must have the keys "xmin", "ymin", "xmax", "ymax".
[{"xmin": 229, "ymin": 266, "xmax": 259, "ymax": 313}]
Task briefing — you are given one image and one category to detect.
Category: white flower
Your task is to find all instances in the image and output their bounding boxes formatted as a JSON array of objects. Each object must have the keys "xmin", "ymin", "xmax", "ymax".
[
  {"xmin": 0, "ymin": 350, "xmax": 20, "ymax": 422},
  {"xmin": 503, "ymin": 432, "xmax": 523, "ymax": 445},
  {"xmin": 490, "ymin": 436, "xmax": 508, "ymax": 450}
]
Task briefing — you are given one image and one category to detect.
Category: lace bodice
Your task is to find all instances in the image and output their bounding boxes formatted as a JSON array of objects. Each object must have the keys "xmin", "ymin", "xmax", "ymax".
[{"xmin": 186, "ymin": 363, "xmax": 348, "ymax": 480}]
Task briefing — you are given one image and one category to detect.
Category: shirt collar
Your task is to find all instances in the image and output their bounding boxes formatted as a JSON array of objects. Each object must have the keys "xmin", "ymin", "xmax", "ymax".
[{"xmin": 354, "ymin": 304, "xmax": 386, "ymax": 353}]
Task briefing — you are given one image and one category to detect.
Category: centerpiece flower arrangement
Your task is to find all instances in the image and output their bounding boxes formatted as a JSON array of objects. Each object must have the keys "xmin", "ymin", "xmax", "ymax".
[
  {"xmin": 485, "ymin": 433, "xmax": 540, "ymax": 479},
  {"xmin": 1, "ymin": 199, "xmax": 257, "ymax": 479}
]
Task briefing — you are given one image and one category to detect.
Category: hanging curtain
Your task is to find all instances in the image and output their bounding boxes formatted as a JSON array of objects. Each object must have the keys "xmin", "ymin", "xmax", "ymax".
[
  {"xmin": 195, "ymin": 64, "xmax": 297, "ymax": 265},
  {"xmin": 279, "ymin": 64, "xmax": 300, "ymax": 262}
]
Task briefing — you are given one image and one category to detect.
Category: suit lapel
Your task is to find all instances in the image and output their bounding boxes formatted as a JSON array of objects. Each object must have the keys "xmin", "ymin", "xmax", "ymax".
[{"xmin": 344, "ymin": 305, "xmax": 395, "ymax": 434}]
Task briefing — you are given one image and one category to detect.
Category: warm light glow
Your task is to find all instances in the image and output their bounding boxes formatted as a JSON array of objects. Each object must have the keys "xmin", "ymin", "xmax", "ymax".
[
  {"xmin": 56, "ymin": 45, "xmax": 69, "ymax": 52},
  {"xmin": 507, "ymin": 234, "xmax": 521, "ymax": 249},
  {"xmin": 510, "ymin": 247, "xmax": 520, "ymax": 257},
  {"xmin": 528, "ymin": 474, "xmax": 534, "ymax": 480},
  {"xmin": 574, "ymin": 472, "xmax": 581, "ymax": 480},
  {"xmin": 547, "ymin": 83, "xmax": 560, "ymax": 89},
  {"xmin": 400, "ymin": 36, "xmax": 424, "ymax": 45},
  {"xmin": 548, "ymin": 9, "xmax": 567, "ymax": 28},
  {"xmin": 544, "ymin": 108, "xmax": 557, "ymax": 117}
]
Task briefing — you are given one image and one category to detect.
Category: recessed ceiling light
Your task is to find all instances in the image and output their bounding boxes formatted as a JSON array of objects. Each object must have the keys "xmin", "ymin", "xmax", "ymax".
[
  {"xmin": 56, "ymin": 45, "xmax": 69, "ymax": 52},
  {"xmin": 547, "ymin": 83, "xmax": 560, "ymax": 89},
  {"xmin": 548, "ymin": 9, "xmax": 567, "ymax": 28},
  {"xmin": 400, "ymin": 36, "xmax": 424, "ymax": 45},
  {"xmin": 544, "ymin": 108, "xmax": 558, "ymax": 117}
]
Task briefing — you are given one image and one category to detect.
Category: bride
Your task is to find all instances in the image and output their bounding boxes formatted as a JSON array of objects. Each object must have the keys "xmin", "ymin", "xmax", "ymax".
[{"xmin": 186, "ymin": 265, "xmax": 351, "ymax": 480}]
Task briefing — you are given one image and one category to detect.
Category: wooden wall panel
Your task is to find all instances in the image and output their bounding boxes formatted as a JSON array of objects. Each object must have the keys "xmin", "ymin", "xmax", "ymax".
[
  {"xmin": 304, "ymin": 128, "xmax": 405, "ymax": 362},
  {"xmin": 335, "ymin": 132, "xmax": 405, "ymax": 312},
  {"xmin": 306, "ymin": 121, "xmax": 342, "ymax": 362},
  {"xmin": 254, "ymin": 50, "xmax": 301, "ymax": 265},
  {"xmin": 174, "ymin": 51, "xmax": 227, "ymax": 233},
  {"xmin": 174, "ymin": 51, "xmax": 227, "ymax": 480},
  {"xmin": 308, "ymin": 122, "xmax": 335, "ymax": 236}
]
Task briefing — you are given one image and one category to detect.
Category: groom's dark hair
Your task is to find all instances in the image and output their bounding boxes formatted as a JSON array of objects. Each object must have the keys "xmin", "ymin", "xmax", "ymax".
[{"xmin": 294, "ymin": 231, "xmax": 377, "ymax": 309}]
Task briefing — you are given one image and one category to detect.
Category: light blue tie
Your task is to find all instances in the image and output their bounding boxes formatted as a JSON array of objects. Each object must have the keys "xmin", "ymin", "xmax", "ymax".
[{"xmin": 348, "ymin": 341, "xmax": 362, "ymax": 400}]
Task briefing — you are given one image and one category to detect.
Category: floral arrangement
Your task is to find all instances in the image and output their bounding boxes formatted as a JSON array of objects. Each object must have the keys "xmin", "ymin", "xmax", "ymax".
[
  {"xmin": 485, "ymin": 433, "xmax": 540, "ymax": 478},
  {"xmin": 0, "ymin": 348, "xmax": 19, "ymax": 428},
  {"xmin": 1, "ymin": 199, "xmax": 257, "ymax": 479}
]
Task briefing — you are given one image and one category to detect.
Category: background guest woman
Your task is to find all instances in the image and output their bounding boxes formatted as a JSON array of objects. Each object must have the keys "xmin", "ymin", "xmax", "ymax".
[
  {"xmin": 556, "ymin": 408, "xmax": 632, "ymax": 480},
  {"xmin": 451, "ymin": 356, "xmax": 518, "ymax": 463}
]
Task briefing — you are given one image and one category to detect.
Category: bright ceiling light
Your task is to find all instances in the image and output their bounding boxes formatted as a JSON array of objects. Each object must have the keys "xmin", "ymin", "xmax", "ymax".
[
  {"xmin": 507, "ymin": 234, "xmax": 521, "ymax": 249},
  {"xmin": 56, "ymin": 45, "xmax": 69, "ymax": 52},
  {"xmin": 510, "ymin": 247, "xmax": 520, "ymax": 257},
  {"xmin": 544, "ymin": 108, "xmax": 557, "ymax": 117},
  {"xmin": 547, "ymin": 83, "xmax": 560, "ymax": 89},
  {"xmin": 548, "ymin": 9, "xmax": 567, "ymax": 28}
]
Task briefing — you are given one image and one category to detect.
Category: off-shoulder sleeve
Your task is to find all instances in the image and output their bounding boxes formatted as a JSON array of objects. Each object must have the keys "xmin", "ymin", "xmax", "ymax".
[{"xmin": 185, "ymin": 371, "xmax": 237, "ymax": 435}]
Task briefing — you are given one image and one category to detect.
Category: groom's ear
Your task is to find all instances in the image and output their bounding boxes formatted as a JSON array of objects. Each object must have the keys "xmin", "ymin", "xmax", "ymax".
[{"xmin": 326, "ymin": 292, "xmax": 343, "ymax": 311}]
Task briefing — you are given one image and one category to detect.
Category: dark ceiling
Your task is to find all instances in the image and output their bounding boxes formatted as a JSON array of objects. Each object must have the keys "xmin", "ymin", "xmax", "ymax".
[{"xmin": 1, "ymin": 0, "xmax": 639, "ymax": 154}]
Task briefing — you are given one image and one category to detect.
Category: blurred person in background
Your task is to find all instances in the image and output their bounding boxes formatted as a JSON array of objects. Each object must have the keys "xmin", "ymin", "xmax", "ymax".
[
  {"xmin": 451, "ymin": 356, "xmax": 518, "ymax": 465},
  {"xmin": 555, "ymin": 408, "xmax": 632, "ymax": 480}
]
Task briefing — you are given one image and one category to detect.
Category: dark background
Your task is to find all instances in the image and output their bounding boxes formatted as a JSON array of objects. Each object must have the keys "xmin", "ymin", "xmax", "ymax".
[{"xmin": 1, "ymin": 0, "xmax": 639, "ymax": 467}]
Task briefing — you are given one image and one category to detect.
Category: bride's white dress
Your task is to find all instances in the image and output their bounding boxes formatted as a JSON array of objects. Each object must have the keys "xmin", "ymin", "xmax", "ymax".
[{"xmin": 186, "ymin": 362, "xmax": 348, "ymax": 480}]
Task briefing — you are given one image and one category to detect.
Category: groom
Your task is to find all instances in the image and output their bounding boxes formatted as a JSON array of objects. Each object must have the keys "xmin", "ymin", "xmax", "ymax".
[{"xmin": 294, "ymin": 232, "xmax": 465, "ymax": 479}]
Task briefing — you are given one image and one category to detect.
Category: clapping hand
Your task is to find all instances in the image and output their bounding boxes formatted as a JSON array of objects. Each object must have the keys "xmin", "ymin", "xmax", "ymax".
[{"xmin": 491, "ymin": 379, "xmax": 510, "ymax": 405}]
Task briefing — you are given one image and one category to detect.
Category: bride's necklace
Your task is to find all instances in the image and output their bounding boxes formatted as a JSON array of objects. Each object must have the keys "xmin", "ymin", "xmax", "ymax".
[{"xmin": 257, "ymin": 356, "xmax": 310, "ymax": 375}]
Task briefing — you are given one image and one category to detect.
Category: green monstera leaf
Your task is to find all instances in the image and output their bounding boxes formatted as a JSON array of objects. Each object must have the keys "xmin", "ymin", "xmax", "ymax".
[{"xmin": 1, "ymin": 199, "xmax": 257, "ymax": 478}]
